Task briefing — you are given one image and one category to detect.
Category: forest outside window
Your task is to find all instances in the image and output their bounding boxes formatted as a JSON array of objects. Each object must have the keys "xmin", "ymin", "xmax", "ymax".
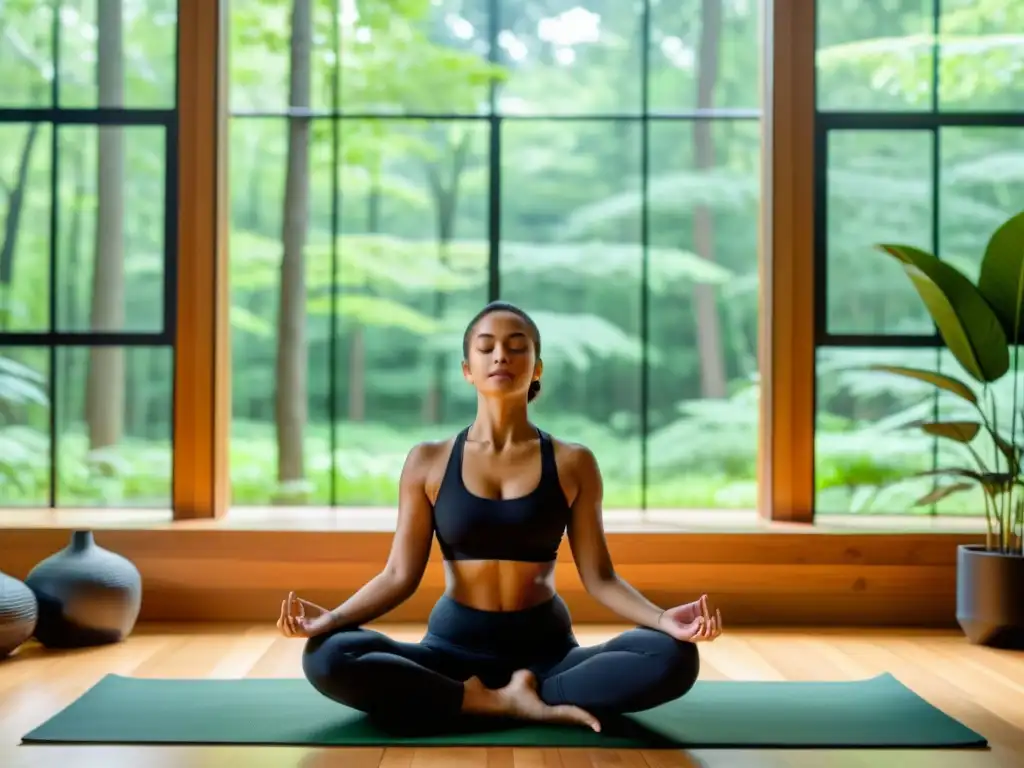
[
  {"xmin": 812, "ymin": 0, "xmax": 1024, "ymax": 518},
  {"xmin": 225, "ymin": 0, "xmax": 765, "ymax": 518},
  {"xmin": 0, "ymin": 0, "xmax": 178, "ymax": 512},
  {"xmin": 5, "ymin": 2, "xmax": 1017, "ymax": 526}
]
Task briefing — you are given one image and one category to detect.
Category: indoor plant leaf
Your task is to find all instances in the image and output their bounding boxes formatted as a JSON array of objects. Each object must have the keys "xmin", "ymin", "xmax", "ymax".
[
  {"xmin": 914, "ymin": 467, "xmax": 986, "ymax": 484},
  {"xmin": 866, "ymin": 365, "xmax": 978, "ymax": 405},
  {"xmin": 978, "ymin": 472, "xmax": 1017, "ymax": 497},
  {"xmin": 877, "ymin": 244, "xmax": 1009, "ymax": 382},
  {"xmin": 914, "ymin": 482, "xmax": 974, "ymax": 506},
  {"xmin": 977, "ymin": 210, "xmax": 1024, "ymax": 342},
  {"xmin": 919, "ymin": 421, "xmax": 982, "ymax": 443},
  {"xmin": 990, "ymin": 431, "xmax": 1022, "ymax": 476},
  {"xmin": 916, "ymin": 468, "xmax": 1013, "ymax": 494}
]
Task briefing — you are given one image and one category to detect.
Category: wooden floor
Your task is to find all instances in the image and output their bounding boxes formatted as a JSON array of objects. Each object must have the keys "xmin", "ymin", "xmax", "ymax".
[{"xmin": 2, "ymin": 623, "xmax": 1023, "ymax": 767}]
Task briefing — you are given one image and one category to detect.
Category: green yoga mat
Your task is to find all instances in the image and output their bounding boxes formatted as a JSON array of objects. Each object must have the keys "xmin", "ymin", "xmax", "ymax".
[{"xmin": 22, "ymin": 673, "xmax": 986, "ymax": 749}]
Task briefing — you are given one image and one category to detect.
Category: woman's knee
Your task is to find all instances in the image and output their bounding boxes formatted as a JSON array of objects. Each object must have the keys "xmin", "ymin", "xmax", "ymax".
[
  {"xmin": 300, "ymin": 628, "xmax": 374, "ymax": 699},
  {"xmin": 633, "ymin": 628, "xmax": 701, "ymax": 698},
  {"xmin": 665, "ymin": 637, "xmax": 700, "ymax": 694}
]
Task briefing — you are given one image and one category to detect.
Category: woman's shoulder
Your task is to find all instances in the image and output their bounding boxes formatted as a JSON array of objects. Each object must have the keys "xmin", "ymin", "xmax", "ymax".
[
  {"xmin": 545, "ymin": 433, "xmax": 600, "ymax": 473},
  {"xmin": 404, "ymin": 433, "xmax": 459, "ymax": 469}
]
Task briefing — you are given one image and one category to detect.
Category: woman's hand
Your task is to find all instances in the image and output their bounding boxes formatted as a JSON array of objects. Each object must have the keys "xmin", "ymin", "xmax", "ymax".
[
  {"xmin": 657, "ymin": 594, "xmax": 723, "ymax": 643},
  {"xmin": 277, "ymin": 591, "xmax": 334, "ymax": 638}
]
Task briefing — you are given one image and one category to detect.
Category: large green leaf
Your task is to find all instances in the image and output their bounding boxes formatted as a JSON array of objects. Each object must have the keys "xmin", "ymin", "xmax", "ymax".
[
  {"xmin": 977, "ymin": 210, "xmax": 1024, "ymax": 343},
  {"xmin": 914, "ymin": 482, "xmax": 974, "ymax": 507},
  {"xmin": 919, "ymin": 421, "xmax": 981, "ymax": 443},
  {"xmin": 866, "ymin": 365, "xmax": 979, "ymax": 405},
  {"xmin": 917, "ymin": 468, "xmax": 1015, "ymax": 501},
  {"xmin": 877, "ymin": 244, "xmax": 1009, "ymax": 382}
]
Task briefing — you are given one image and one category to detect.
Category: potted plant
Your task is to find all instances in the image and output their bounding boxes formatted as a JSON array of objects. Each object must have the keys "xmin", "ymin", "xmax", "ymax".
[{"xmin": 871, "ymin": 210, "xmax": 1024, "ymax": 649}]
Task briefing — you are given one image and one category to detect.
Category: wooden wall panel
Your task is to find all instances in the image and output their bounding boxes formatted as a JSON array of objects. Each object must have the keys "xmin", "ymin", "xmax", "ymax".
[
  {"xmin": 173, "ymin": 0, "xmax": 230, "ymax": 520},
  {"xmin": 758, "ymin": 0, "xmax": 817, "ymax": 523},
  {"xmin": 0, "ymin": 529, "xmax": 983, "ymax": 627}
]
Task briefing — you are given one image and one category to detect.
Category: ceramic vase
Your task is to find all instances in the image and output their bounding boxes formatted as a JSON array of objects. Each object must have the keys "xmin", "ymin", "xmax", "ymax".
[
  {"xmin": 0, "ymin": 570, "xmax": 38, "ymax": 658},
  {"xmin": 25, "ymin": 530, "xmax": 143, "ymax": 648}
]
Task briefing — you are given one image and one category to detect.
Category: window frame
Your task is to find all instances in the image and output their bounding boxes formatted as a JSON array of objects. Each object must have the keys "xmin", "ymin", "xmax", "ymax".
[
  {"xmin": 0, "ymin": 1, "xmax": 183, "ymax": 511},
  {"xmin": 173, "ymin": 0, "xmax": 230, "ymax": 518},
  {"xmin": 183, "ymin": 0, "xmax": 820, "ymax": 523},
  {"xmin": 809, "ymin": 1, "xmax": 1024, "ymax": 520}
]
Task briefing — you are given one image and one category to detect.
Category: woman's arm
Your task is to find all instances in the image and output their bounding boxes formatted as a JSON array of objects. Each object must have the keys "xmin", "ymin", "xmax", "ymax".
[
  {"xmin": 320, "ymin": 443, "xmax": 437, "ymax": 631},
  {"xmin": 565, "ymin": 445, "xmax": 666, "ymax": 630}
]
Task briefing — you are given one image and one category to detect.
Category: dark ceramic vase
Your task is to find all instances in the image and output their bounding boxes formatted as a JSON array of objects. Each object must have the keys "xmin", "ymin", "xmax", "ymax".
[
  {"xmin": 0, "ymin": 571, "xmax": 38, "ymax": 658},
  {"xmin": 25, "ymin": 531, "xmax": 143, "ymax": 649},
  {"xmin": 956, "ymin": 544, "xmax": 1024, "ymax": 650}
]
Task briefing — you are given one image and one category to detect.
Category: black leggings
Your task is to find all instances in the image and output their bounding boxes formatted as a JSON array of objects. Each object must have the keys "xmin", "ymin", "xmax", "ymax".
[{"xmin": 302, "ymin": 595, "xmax": 699, "ymax": 730}]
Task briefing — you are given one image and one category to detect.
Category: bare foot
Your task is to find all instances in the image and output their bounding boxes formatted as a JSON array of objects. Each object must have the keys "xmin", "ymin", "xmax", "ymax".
[{"xmin": 498, "ymin": 670, "xmax": 601, "ymax": 732}]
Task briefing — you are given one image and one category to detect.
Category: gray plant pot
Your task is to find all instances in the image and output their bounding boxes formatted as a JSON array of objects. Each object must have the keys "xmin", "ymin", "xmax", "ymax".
[
  {"xmin": 0, "ymin": 571, "xmax": 38, "ymax": 658},
  {"xmin": 956, "ymin": 544, "xmax": 1024, "ymax": 649},
  {"xmin": 25, "ymin": 530, "xmax": 143, "ymax": 649}
]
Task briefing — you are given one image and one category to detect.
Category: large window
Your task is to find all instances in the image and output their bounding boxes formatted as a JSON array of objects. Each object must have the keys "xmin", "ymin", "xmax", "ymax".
[
  {"xmin": 227, "ymin": 1, "xmax": 763, "ymax": 512},
  {"xmin": 813, "ymin": 0, "xmax": 1024, "ymax": 515},
  {"xmin": 0, "ymin": 1, "xmax": 179, "ymax": 509}
]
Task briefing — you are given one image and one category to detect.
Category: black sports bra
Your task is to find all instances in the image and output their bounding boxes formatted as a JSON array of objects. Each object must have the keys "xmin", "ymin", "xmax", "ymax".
[{"xmin": 432, "ymin": 427, "xmax": 571, "ymax": 562}]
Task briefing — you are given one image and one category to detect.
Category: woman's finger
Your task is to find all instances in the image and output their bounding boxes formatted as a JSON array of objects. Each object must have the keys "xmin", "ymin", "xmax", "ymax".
[
  {"xmin": 297, "ymin": 598, "xmax": 328, "ymax": 613},
  {"xmin": 692, "ymin": 617, "xmax": 706, "ymax": 642}
]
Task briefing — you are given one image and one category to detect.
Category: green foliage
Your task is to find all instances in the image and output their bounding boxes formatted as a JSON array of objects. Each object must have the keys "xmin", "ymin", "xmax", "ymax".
[
  {"xmin": 978, "ymin": 213, "xmax": 1024, "ymax": 342},
  {"xmin": 871, "ymin": 211, "xmax": 1024, "ymax": 553},
  {"xmin": 0, "ymin": 355, "xmax": 46, "ymax": 407},
  {"xmin": 865, "ymin": 367, "xmax": 978, "ymax": 406},
  {"xmin": 3, "ymin": 1, "xmax": 1023, "ymax": 520},
  {"xmin": 0, "ymin": 354, "xmax": 48, "ymax": 496},
  {"xmin": 877, "ymin": 243, "xmax": 1009, "ymax": 382}
]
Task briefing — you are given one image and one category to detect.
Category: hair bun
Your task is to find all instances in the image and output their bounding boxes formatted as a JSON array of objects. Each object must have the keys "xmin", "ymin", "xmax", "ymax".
[{"xmin": 528, "ymin": 380, "xmax": 541, "ymax": 402}]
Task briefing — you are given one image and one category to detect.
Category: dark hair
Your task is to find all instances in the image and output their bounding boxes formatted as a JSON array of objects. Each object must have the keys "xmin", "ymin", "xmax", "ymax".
[{"xmin": 462, "ymin": 301, "xmax": 543, "ymax": 402}]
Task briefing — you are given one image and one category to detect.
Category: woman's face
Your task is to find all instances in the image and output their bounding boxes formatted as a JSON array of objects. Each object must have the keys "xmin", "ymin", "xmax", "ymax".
[{"xmin": 463, "ymin": 311, "xmax": 541, "ymax": 400}]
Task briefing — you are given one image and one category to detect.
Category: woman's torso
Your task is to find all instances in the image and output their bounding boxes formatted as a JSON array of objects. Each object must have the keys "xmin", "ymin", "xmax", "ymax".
[{"xmin": 425, "ymin": 426, "xmax": 578, "ymax": 612}]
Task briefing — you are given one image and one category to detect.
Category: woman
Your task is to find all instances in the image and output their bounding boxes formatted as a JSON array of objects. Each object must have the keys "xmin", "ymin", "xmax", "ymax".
[{"xmin": 277, "ymin": 301, "xmax": 723, "ymax": 734}]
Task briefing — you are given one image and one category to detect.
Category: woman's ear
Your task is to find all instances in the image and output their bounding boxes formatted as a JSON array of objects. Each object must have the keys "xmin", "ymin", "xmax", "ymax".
[
  {"xmin": 462, "ymin": 359, "xmax": 474, "ymax": 385},
  {"xmin": 534, "ymin": 358, "xmax": 543, "ymax": 381}
]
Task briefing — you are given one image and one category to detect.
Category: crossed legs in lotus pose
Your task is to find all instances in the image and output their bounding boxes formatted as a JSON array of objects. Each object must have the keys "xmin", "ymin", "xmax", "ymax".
[{"xmin": 302, "ymin": 623, "xmax": 700, "ymax": 732}]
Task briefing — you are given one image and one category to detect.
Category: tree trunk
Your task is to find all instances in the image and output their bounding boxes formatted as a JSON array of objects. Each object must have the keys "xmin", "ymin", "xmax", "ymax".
[
  {"xmin": 691, "ymin": 0, "xmax": 727, "ymax": 399},
  {"xmin": 86, "ymin": 0, "xmax": 126, "ymax": 449},
  {"xmin": 275, "ymin": 0, "xmax": 312, "ymax": 488},
  {"xmin": 422, "ymin": 130, "xmax": 470, "ymax": 425},
  {"xmin": 0, "ymin": 123, "xmax": 41, "ymax": 303}
]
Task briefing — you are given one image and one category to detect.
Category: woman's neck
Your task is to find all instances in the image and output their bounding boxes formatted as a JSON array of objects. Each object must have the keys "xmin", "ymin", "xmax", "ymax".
[{"xmin": 468, "ymin": 398, "xmax": 532, "ymax": 451}]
